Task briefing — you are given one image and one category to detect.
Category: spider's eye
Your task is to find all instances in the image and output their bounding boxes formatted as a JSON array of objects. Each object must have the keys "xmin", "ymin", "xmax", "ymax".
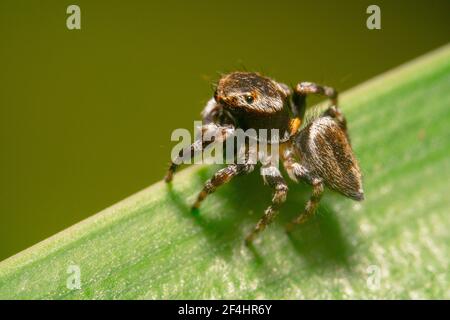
[{"xmin": 244, "ymin": 95, "xmax": 254, "ymax": 104}]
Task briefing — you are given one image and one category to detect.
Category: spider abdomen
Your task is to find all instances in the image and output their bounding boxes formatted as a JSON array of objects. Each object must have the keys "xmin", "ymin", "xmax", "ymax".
[{"xmin": 295, "ymin": 116, "xmax": 364, "ymax": 201}]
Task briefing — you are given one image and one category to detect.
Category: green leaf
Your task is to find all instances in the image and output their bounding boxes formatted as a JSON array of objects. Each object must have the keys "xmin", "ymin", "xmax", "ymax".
[{"xmin": 1, "ymin": 45, "xmax": 449, "ymax": 299}]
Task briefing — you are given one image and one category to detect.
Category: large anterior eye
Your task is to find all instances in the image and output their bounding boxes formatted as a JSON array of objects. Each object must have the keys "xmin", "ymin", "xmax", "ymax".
[{"xmin": 244, "ymin": 95, "xmax": 254, "ymax": 104}]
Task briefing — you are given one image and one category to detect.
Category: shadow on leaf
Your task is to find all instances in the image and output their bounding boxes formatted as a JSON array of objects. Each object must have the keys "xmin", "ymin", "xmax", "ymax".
[{"xmin": 167, "ymin": 165, "xmax": 355, "ymax": 273}]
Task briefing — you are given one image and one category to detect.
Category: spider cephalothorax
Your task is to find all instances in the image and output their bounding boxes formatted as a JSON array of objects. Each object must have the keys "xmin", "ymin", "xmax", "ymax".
[
  {"xmin": 214, "ymin": 72, "xmax": 292, "ymax": 143},
  {"xmin": 215, "ymin": 72, "xmax": 286, "ymax": 113},
  {"xmin": 165, "ymin": 71, "xmax": 363, "ymax": 243}
]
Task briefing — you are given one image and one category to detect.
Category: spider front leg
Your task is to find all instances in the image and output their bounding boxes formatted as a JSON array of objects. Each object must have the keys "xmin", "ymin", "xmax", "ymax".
[
  {"xmin": 164, "ymin": 124, "xmax": 234, "ymax": 182},
  {"xmin": 192, "ymin": 162, "xmax": 255, "ymax": 209},
  {"xmin": 201, "ymin": 98, "xmax": 220, "ymax": 124},
  {"xmin": 245, "ymin": 165, "xmax": 288, "ymax": 244}
]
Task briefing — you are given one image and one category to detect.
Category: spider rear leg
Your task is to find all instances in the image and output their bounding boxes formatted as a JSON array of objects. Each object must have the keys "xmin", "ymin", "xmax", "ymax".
[
  {"xmin": 293, "ymin": 82, "xmax": 349, "ymax": 139},
  {"xmin": 192, "ymin": 163, "xmax": 254, "ymax": 209},
  {"xmin": 323, "ymin": 105, "xmax": 349, "ymax": 138},
  {"xmin": 286, "ymin": 178, "xmax": 324, "ymax": 232},
  {"xmin": 281, "ymin": 147, "xmax": 314, "ymax": 184},
  {"xmin": 294, "ymin": 82, "xmax": 338, "ymax": 106},
  {"xmin": 245, "ymin": 165, "xmax": 288, "ymax": 244},
  {"xmin": 281, "ymin": 148, "xmax": 324, "ymax": 232}
]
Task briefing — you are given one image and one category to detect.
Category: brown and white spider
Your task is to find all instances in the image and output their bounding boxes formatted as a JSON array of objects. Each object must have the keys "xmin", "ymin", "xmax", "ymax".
[{"xmin": 165, "ymin": 72, "xmax": 363, "ymax": 243}]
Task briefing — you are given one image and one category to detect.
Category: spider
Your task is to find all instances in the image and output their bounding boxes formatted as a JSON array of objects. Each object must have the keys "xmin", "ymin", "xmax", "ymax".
[{"xmin": 165, "ymin": 72, "xmax": 363, "ymax": 243}]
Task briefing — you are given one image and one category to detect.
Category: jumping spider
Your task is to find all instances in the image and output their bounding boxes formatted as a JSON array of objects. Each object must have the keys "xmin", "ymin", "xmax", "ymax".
[{"xmin": 165, "ymin": 72, "xmax": 363, "ymax": 243}]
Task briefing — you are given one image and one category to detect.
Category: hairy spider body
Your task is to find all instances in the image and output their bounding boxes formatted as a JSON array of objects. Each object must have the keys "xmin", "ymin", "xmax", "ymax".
[
  {"xmin": 165, "ymin": 72, "xmax": 363, "ymax": 243},
  {"xmin": 294, "ymin": 116, "xmax": 363, "ymax": 201}
]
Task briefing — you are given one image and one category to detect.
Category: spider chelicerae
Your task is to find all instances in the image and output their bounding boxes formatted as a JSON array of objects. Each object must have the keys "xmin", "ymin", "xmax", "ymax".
[{"xmin": 165, "ymin": 72, "xmax": 363, "ymax": 243}]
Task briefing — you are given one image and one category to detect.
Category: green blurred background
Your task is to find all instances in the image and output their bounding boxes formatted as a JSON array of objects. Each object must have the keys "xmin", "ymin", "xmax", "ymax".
[{"xmin": 0, "ymin": 0, "xmax": 448, "ymax": 261}]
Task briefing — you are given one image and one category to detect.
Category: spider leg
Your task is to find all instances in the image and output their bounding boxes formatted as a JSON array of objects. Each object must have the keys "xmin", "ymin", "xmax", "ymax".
[
  {"xmin": 201, "ymin": 97, "xmax": 235, "ymax": 126},
  {"xmin": 322, "ymin": 105, "xmax": 349, "ymax": 140},
  {"xmin": 292, "ymin": 81, "xmax": 350, "ymax": 141},
  {"xmin": 245, "ymin": 165, "xmax": 288, "ymax": 244},
  {"xmin": 280, "ymin": 146, "xmax": 324, "ymax": 232},
  {"xmin": 192, "ymin": 163, "xmax": 255, "ymax": 209},
  {"xmin": 164, "ymin": 124, "xmax": 234, "ymax": 182},
  {"xmin": 286, "ymin": 178, "xmax": 324, "ymax": 232},
  {"xmin": 201, "ymin": 98, "xmax": 220, "ymax": 124},
  {"xmin": 294, "ymin": 82, "xmax": 338, "ymax": 107},
  {"xmin": 281, "ymin": 145, "xmax": 313, "ymax": 184}
]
